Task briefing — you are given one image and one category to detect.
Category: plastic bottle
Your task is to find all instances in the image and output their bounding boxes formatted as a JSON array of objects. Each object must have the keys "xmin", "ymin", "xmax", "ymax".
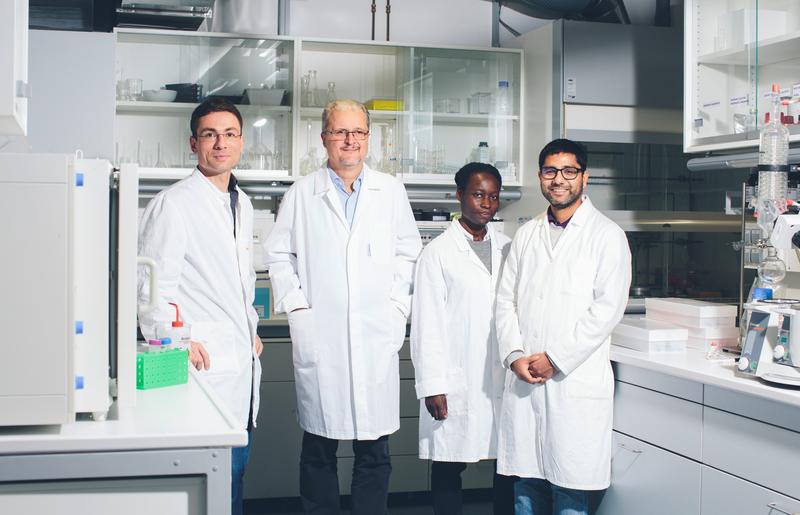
[
  {"xmin": 496, "ymin": 80, "xmax": 511, "ymax": 115},
  {"xmin": 156, "ymin": 302, "xmax": 191, "ymax": 350},
  {"xmin": 756, "ymin": 83, "xmax": 790, "ymax": 237},
  {"xmin": 477, "ymin": 141, "xmax": 489, "ymax": 163}
]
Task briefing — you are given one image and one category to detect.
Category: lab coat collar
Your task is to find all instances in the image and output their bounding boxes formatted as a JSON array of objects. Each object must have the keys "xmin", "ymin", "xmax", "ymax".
[
  {"xmin": 313, "ymin": 163, "xmax": 381, "ymax": 232},
  {"xmin": 565, "ymin": 195, "xmax": 594, "ymax": 227},
  {"xmin": 448, "ymin": 219, "xmax": 496, "ymax": 275},
  {"xmin": 191, "ymin": 167, "xmax": 243, "ymax": 199}
]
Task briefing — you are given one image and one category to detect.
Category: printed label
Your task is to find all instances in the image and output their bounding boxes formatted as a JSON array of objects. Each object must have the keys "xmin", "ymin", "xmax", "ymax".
[
  {"xmin": 566, "ymin": 78, "xmax": 577, "ymax": 100},
  {"xmin": 730, "ymin": 95, "xmax": 748, "ymax": 106},
  {"xmin": 702, "ymin": 101, "xmax": 721, "ymax": 108}
]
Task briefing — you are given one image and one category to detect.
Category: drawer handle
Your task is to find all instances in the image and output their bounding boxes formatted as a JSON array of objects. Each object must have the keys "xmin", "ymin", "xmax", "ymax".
[{"xmin": 768, "ymin": 502, "xmax": 800, "ymax": 515}]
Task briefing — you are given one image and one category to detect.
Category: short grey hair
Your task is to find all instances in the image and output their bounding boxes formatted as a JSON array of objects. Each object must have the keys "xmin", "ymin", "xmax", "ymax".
[{"xmin": 321, "ymin": 99, "xmax": 371, "ymax": 133}]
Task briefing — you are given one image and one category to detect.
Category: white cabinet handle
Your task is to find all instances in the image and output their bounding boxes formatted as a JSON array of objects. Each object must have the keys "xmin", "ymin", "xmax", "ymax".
[
  {"xmin": 136, "ymin": 256, "xmax": 159, "ymax": 313},
  {"xmin": 768, "ymin": 502, "xmax": 799, "ymax": 515}
]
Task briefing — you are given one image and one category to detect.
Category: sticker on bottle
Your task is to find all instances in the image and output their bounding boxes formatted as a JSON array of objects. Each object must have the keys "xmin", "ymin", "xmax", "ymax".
[{"xmin": 565, "ymin": 78, "xmax": 577, "ymax": 100}]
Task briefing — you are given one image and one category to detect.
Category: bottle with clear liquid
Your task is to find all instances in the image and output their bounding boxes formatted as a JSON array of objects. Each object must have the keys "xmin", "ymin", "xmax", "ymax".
[
  {"xmin": 495, "ymin": 80, "xmax": 511, "ymax": 115},
  {"xmin": 756, "ymin": 83, "xmax": 790, "ymax": 236}
]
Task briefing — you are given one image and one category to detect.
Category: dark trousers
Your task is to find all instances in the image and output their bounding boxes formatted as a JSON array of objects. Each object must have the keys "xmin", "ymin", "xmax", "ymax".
[
  {"xmin": 300, "ymin": 431, "xmax": 392, "ymax": 515},
  {"xmin": 431, "ymin": 461, "xmax": 516, "ymax": 515}
]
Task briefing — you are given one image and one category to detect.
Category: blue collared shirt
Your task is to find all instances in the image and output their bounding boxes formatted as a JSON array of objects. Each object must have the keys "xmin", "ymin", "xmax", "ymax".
[{"xmin": 327, "ymin": 167, "xmax": 364, "ymax": 230}]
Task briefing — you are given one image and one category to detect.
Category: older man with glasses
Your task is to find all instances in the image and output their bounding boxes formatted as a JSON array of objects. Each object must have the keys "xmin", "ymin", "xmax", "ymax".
[
  {"xmin": 137, "ymin": 97, "xmax": 263, "ymax": 515},
  {"xmin": 265, "ymin": 99, "xmax": 422, "ymax": 515},
  {"xmin": 494, "ymin": 138, "xmax": 631, "ymax": 515}
]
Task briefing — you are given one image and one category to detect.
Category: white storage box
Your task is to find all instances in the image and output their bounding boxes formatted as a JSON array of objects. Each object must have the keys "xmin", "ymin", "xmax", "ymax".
[
  {"xmin": 687, "ymin": 336, "xmax": 739, "ymax": 351},
  {"xmin": 645, "ymin": 298, "xmax": 737, "ymax": 328},
  {"xmin": 612, "ymin": 318, "xmax": 688, "ymax": 353}
]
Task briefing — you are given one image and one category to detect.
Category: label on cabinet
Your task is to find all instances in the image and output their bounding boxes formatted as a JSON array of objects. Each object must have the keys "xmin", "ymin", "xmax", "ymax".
[
  {"xmin": 729, "ymin": 95, "xmax": 748, "ymax": 106},
  {"xmin": 702, "ymin": 101, "xmax": 720, "ymax": 109},
  {"xmin": 566, "ymin": 78, "xmax": 577, "ymax": 100}
]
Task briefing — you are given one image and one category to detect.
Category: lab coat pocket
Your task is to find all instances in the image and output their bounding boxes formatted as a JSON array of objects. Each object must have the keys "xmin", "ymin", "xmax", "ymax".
[
  {"xmin": 393, "ymin": 307, "xmax": 408, "ymax": 353},
  {"xmin": 559, "ymin": 258, "xmax": 595, "ymax": 298},
  {"xmin": 369, "ymin": 227, "xmax": 394, "ymax": 265},
  {"xmin": 445, "ymin": 368, "xmax": 469, "ymax": 415},
  {"xmin": 191, "ymin": 321, "xmax": 241, "ymax": 376},
  {"xmin": 564, "ymin": 360, "xmax": 613, "ymax": 400},
  {"xmin": 288, "ymin": 308, "xmax": 317, "ymax": 369}
]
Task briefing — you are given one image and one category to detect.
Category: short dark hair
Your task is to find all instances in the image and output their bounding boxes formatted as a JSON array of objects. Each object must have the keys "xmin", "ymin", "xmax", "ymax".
[
  {"xmin": 454, "ymin": 162, "xmax": 502, "ymax": 191},
  {"xmin": 538, "ymin": 138, "xmax": 588, "ymax": 170},
  {"xmin": 190, "ymin": 97, "xmax": 243, "ymax": 137}
]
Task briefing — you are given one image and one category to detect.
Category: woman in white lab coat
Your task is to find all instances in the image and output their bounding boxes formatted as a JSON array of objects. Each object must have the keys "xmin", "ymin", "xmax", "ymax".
[{"xmin": 411, "ymin": 162, "xmax": 514, "ymax": 515}]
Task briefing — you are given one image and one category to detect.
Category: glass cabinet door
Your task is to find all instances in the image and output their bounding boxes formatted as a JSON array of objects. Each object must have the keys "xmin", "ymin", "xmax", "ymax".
[
  {"xmin": 686, "ymin": 0, "xmax": 800, "ymax": 152},
  {"xmin": 398, "ymin": 46, "xmax": 521, "ymax": 184},
  {"xmin": 297, "ymin": 39, "xmax": 522, "ymax": 185},
  {"xmin": 114, "ymin": 29, "xmax": 294, "ymax": 177}
]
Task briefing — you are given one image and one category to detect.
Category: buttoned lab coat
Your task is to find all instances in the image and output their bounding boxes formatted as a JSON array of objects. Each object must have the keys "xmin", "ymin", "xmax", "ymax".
[
  {"xmin": 138, "ymin": 169, "xmax": 261, "ymax": 430},
  {"xmin": 412, "ymin": 221, "xmax": 511, "ymax": 462},
  {"xmin": 495, "ymin": 196, "xmax": 631, "ymax": 489},
  {"xmin": 264, "ymin": 165, "xmax": 422, "ymax": 440}
]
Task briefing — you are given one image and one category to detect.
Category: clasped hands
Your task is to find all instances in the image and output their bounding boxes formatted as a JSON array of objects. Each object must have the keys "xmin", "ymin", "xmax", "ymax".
[{"xmin": 511, "ymin": 352, "xmax": 555, "ymax": 384}]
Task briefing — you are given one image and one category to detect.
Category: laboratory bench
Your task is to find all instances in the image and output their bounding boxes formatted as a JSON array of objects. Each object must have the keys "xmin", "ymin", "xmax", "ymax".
[
  {"xmin": 602, "ymin": 346, "xmax": 800, "ymax": 515},
  {"xmin": 0, "ymin": 372, "xmax": 246, "ymax": 515}
]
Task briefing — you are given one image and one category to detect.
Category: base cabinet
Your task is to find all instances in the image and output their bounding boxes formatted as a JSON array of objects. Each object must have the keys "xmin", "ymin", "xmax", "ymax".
[
  {"xmin": 596, "ymin": 432, "xmax": 701, "ymax": 515},
  {"xmin": 701, "ymin": 466, "xmax": 800, "ymax": 515}
]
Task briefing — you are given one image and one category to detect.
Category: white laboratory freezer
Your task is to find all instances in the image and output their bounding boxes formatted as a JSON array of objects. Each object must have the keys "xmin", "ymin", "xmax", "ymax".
[{"xmin": 0, "ymin": 154, "xmax": 130, "ymax": 425}]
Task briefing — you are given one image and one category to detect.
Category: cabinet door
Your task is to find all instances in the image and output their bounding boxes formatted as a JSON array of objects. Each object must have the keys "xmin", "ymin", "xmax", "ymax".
[
  {"xmin": 244, "ymin": 381, "xmax": 302, "ymax": 499},
  {"xmin": 596, "ymin": 432, "xmax": 701, "ymax": 515},
  {"xmin": 702, "ymin": 465, "xmax": 800, "ymax": 515},
  {"xmin": 685, "ymin": 0, "xmax": 800, "ymax": 152}
]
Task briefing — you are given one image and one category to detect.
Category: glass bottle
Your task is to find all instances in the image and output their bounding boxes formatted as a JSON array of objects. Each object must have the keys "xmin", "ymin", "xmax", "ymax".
[{"xmin": 327, "ymin": 82, "xmax": 337, "ymax": 104}]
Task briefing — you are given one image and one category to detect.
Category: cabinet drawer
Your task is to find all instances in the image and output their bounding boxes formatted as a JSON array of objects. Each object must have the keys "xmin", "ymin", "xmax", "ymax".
[
  {"xmin": 461, "ymin": 460, "xmax": 495, "ymax": 490},
  {"xmin": 704, "ymin": 407, "xmax": 800, "ymax": 499},
  {"xmin": 400, "ymin": 379, "xmax": 418, "ymax": 417},
  {"xmin": 400, "ymin": 359, "xmax": 414, "ymax": 380},
  {"xmin": 259, "ymin": 340, "xmax": 293, "ymax": 382},
  {"xmin": 597, "ymin": 432, "xmax": 701, "ymax": 515},
  {"xmin": 614, "ymin": 381, "xmax": 702, "ymax": 459},
  {"xmin": 702, "ymin": 465, "xmax": 800, "ymax": 515}
]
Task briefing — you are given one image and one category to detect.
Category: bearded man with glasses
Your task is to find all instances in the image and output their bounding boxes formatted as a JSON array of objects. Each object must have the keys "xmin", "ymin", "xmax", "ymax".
[
  {"xmin": 137, "ymin": 97, "xmax": 263, "ymax": 515},
  {"xmin": 494, "ymin": 138, "xmax": 631, "ymax": 515},
  {"xmin": 265, "ymin": 99, "xmax": 422, "ymax": 514}
]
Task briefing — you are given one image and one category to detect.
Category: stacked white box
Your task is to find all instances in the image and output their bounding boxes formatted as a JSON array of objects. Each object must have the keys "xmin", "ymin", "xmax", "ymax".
[
  {"xmin": 612, "ymin": 317, "xmax": 688, "ymax": 353},
  {"xmin": 645, "ymin": 298, "xmax": 739, "ymax": 351}
]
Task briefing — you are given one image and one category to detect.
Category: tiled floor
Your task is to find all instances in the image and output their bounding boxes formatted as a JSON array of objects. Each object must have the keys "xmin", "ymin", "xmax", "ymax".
[{"xmin": 245, "ymin": 501, "xmax": 493, "ymax": 515}]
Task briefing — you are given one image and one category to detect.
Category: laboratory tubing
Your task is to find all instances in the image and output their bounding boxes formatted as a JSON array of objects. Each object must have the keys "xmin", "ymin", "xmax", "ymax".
[{"xmin": 156, "ymin": 302, "xmax": 191, "ymax": 349}]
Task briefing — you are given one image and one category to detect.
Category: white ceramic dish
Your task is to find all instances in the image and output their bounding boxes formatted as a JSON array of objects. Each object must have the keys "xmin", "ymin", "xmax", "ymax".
[{"xmin": 142, "ymin": 89, "xmax": 178, "ymax": 102}]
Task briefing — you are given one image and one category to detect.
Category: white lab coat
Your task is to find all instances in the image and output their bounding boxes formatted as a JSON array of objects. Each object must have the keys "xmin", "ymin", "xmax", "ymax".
[
  {"xmin": 495, "ymin": 196, "xmax": 631, "ymax": 489},
  {"xmin": 264, "ymin": 165, "xmax": 422, "ymax": 440},
  {"xmin": 411, "ymin": 221, "xmax": 510, "ymax": 462},
  {"xmin": 138, "ymin": 169, "xmax": 261, "ymax": 430}
]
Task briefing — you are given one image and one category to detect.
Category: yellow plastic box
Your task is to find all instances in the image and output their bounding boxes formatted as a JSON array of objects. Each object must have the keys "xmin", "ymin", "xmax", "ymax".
[{"xmin": 364, "ymin": 99, "xmax": 404, "ymax": 111}]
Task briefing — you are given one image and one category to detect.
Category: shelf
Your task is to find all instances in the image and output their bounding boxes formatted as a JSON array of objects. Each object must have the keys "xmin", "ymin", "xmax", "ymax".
[
  {"xmin": 137, "ymin": 167, "xmax": 292, "ymax": 182},
  {"xmin": 698, "ymin": 30, "xmax": 800, "ymax": 66},
  {"xmin": 116, "ymin": 101, "xmax": 292, "ymax": 115},
  {"xmin": 300, "ymin": 107, "xmax": 519, "ymax": 125}
]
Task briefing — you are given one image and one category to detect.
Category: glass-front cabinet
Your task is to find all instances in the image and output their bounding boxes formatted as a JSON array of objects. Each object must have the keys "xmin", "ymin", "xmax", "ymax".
[
  {"xmin": 114, "ymin": 29, "xmax": 295, "ymax": 179},
  {"xmin": 115, "ymin": 29, "xmax": 523, "ymax": 186},
  {"xmin": 685, "ymin": 0, "xmax": 800, "ymax": 152},
  {"xmin": 296, "ymin": 39, "xmax": 522, "ymax": 184}
]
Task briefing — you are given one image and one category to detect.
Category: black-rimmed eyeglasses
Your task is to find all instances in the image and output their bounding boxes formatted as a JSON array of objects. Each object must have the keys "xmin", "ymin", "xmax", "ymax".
[{"xmin": 539, "ymin": 166, "xmax": 584, "ymax": 180}]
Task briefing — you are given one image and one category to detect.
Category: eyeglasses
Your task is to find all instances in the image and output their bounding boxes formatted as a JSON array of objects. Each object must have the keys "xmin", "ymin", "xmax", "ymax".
[
  {"xmin": 196, "ymin": 131, "xmax": 242, "ymax": 142},
  {"xmin": 540, "ymin": 166, "xmax": 584, "ymax": 180},
  {"xmin": 323, "ymin": 129, "xmax": 370, "ymax": 141}
]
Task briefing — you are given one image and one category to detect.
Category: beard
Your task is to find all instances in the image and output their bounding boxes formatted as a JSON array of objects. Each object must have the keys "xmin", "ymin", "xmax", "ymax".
[{"xmin": 542, "ymin": 181, "xmax": 584, "ymax": 209}]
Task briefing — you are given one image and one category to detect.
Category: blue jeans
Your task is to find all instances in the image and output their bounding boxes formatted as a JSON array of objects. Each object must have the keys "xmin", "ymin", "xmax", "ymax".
[
  {"xmin": 231, "ymin": 429, "xmax": 252, "ymax": 515},
  {"xmin": 514, "ymin": 478, "xmax": 604, "ymax": 515}
]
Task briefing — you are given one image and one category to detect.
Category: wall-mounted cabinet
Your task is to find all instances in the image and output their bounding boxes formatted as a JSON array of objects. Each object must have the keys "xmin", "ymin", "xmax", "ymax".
[
  {"xmin": 115, "ymin": 29, "xmax": 295, "ymax": 180},
  {"xmin": 114, "ymin": 29, "xmax": 523, "ymax": 187},
  {"xmin": 685, "ymin": 0, "xmax": 800, "ymax": 153}
]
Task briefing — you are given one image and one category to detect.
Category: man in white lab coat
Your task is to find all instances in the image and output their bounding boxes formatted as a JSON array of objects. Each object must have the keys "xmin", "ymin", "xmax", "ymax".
[
  {"xmin": 495, "ymin": 139, "xmax": 631, "ymax": 515},
  {"xmin": 264, "ymin": 99, "xmax": 422, "ymax": 514},
  {"xmin": 137, "ymin": 97, "xmax": 263, "ymax": 515},
  {"xmin": 411, "ymin": 162, "xmax": 515, "ymax": 515}
]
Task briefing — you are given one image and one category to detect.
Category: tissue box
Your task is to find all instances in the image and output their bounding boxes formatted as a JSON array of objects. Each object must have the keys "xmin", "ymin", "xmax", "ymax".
[{"xmin": 136, "ymin": 348, "xmax": 189, "ymax": 390}]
